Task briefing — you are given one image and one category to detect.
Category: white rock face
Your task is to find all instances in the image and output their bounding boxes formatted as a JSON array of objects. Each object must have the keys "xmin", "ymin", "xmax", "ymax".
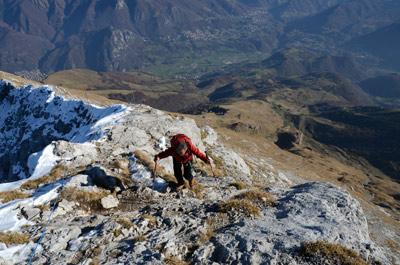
[
  {"xmin": 0, "ymin": 81, "xmax": 130, "ymax": 181},
  {"xmin": 192, "ymin": 182, "xmax": 388, "ymax": 264}
]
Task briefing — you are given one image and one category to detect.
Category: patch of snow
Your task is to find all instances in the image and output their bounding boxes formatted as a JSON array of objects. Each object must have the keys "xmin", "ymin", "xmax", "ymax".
[
  {"xmin": 156, "ymin": 136, "xmax": 167, "ymax": 151},
  {"xmin": 28, "ymin": 144, "xmax": 59, "ymax": 180},
  {"xmin": 129, "ymin": 156, "xmax": 168, "ymax": 192},
  {"xmin": 0, "ymin": 241, "xmax": 38, "ymax": 264},
  {"xmin": 0, "ymin": 81, "xmax": 133, "ymax": 181},
  {"xmin": 0, "ymin": 180, "xmax": 26, "ymax": 193},
  {"xmin": 69, "ymin": 229, "xmax": 98, "ymax": 252}
]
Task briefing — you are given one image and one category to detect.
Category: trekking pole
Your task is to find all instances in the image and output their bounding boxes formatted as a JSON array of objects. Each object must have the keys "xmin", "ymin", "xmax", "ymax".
[
  {"xmin": 206, "ymin": 153, "xmax": 216, "ymax": 181},
  {"xmin": 152, "ymin": 158, "xmax": 159, "ymax": 191}
]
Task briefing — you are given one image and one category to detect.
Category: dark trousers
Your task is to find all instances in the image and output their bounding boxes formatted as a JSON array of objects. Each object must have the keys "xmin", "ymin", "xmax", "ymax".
[{"xmin": 173, "ymin": 158, "xmax": 193, "ymax": 186}]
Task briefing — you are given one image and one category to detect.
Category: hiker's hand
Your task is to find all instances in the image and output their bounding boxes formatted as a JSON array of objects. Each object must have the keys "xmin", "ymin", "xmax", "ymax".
[
  {"xmin": 154, "ymin": 156, "xmax": 159, "ymax": 162},
  {"xmin": 205, "ymin": 159, "xmax": 211, "ymax": 165}
]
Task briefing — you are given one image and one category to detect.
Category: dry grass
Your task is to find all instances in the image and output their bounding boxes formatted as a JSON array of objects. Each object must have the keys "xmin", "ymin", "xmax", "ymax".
[
  {"xmin": 299, "ymin": 241, "xmax": 368, "ymax": 265},
  {"xmin": 385, "ymin": 239, "xmax": 400, "ymax": 256},
  {"xmin": 113, "ymin": 229, "xmax": 122, "ymax": 237},
  {"xmin": 92, "ymin": 247, "xmax": 103, "ymax": 257},
  {"xmin": 134, "ymin": 150, "xmax": 155, "ymax": 171},
  {"xmin": 165, "ymin": 256, "xmax": 189, "ymax": 265},
  {"xmin": 233, "ymin": 189, "xmax": 276, "ymax": 206},
  {"xmin": 21, "ymin": 164, "xmax": 69, "ymax": 190},
  {"xmin": 110, "ymin": 158, "xmax": 131, "ymax": 184},
  {"xmin": 0, "ymin": 231, "xmax": 30, "ymax": 246},
  {"xmin": 90, "ymin": 257, "xmax": 100, "ymax": 265},
  {"xmin": 140, "ymin": 214, "xmax": 157, "ymax": 226},
  {"xmin": 116, "ymin": 218, "xmax": 135, "ymax": 229},
  {"xmin": 60, "ymin": 188, "xmax": 110, "ymax": 212},
  {"xmin": 160, "ymin": 172, "xmax": 177, "ymax": 184},
  {"xmin": 34, "ymin": 204, "xmax": 48, "ymax": 212},
  {"xmin": 61, "ymin": 188, "xmax": 110, "ymax": 202},
  {"xmin": 230, "ymin": 181, "xmax": 249, "ymax": 190},
  {"xmin": 198, "ymin": 217, "xmax": 217, "ymax": 245},
  {"xmin": 0, "ymin": 190, "xmax": 30, "ymax": 203},
  {"xmin": 134, "ymin": 235, "xmax": 147, "ymax": 244},
  {"xmin": 188, "ymin": 179, "xmax": 204, "ymax": 199},
  {"xmin": 109, "ymin": 250, "xmax": 122, "ymax": 258},
  {"xmin": 219, "ymin": 199, "xmax": 261, "ymax": 216}
]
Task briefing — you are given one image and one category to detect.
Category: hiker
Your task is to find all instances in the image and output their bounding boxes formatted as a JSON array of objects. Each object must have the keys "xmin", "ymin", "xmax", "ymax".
[{"xmin": 154, "ymin": 134, "xmax": 210, "ymax": 191}]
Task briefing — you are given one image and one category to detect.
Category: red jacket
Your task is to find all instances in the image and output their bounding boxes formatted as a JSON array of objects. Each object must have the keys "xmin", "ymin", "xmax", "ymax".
[{"xmin": 157, "ymin": 141, "xmax": 208, "ymax": 164}]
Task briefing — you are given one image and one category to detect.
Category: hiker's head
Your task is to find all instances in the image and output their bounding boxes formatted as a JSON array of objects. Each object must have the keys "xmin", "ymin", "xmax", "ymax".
[{"xmin": 176, "ymin": 142, "xmax": 187, "ymax": 156}]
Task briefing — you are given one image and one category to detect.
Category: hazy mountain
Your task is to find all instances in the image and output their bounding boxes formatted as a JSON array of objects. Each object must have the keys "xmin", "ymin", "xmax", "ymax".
[
  {"xmin": 261, "ymin": 49, "xmax": 370, "ymax": 81},
  {"xmin": 287, "ymin": 0, "xmax": 400, "ymax": 39},
  {"xmin": 348, "ymin": 21, "xmax": 400, "ymax": 71},
  {"xmin": 1, "ymin": 0, "xmax": 399, "ymax": 76}
]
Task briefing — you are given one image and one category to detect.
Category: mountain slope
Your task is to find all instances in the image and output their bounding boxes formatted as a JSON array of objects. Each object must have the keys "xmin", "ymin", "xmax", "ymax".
[
  {"xmin": 347, "ymin": 21, "xmax": 400, "ymax": 71},
  {"xmin": 1, "ymin": 0, "xmax": 399, "ymax": 76},
  {"xmin": 0, "ymin": 79, "xmax": 394, "ymax": 264},
  {"xmin": 0, "ymin": 79, "xmax": 130, "ymax": 182}
]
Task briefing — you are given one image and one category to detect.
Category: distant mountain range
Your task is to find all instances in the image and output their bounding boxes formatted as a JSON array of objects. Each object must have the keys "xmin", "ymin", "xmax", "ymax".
[{"xmin": 0, "ymin": 0, "xmax": 399, "ymax": 76}]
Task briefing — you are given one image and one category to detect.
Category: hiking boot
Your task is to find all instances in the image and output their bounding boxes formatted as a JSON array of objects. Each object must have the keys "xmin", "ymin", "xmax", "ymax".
[
  {"xmin": 174, "ymin": 184, "xmax": 185, "ymax": 192},
  {"xmin": 189, "ymin": 178, "xmax": 195, "ymax": 189}
]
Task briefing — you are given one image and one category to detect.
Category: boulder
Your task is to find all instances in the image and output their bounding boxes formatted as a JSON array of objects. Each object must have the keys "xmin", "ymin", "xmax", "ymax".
[
  {"xmin": 101, "ymin": 195, "xmax": 119, "ymax": 209},
  {"xmin": 20, "ymin": 205, "xmax": 41, "ymax": 220},
  {"xmin": 192, "ymin": 182, "xmax": 388, "ymax": 264}
]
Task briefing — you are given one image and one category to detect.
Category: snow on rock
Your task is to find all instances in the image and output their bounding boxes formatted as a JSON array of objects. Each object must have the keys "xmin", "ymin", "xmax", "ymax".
[
  {"xmin": 0, "ymin": 242, "xmax": 37, "ymax": 265},
  {"xmin": 0, "ymin": 80, "xmax": 131, "ymax": 182},
  {"xmin": 27, "ymin": 144, "xmax": 59, "ymax": 180}
]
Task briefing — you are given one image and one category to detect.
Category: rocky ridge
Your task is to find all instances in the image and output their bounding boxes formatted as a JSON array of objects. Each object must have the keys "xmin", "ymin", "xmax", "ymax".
[{"xmin": 0, "ymin": 81, "xmax": 392, "ymax": 264}]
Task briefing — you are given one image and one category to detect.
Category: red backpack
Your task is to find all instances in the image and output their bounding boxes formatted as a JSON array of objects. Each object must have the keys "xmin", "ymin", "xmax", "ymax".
[{"xmin": 170, "ymin": 134, "xmax": 191, "ymax": 148}]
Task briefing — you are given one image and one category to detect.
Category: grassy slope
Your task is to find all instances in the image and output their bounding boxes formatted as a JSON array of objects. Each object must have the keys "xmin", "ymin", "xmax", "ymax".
[{"xmin": 43, "ymin": 69, "xmax": 209, "ymax": 112}]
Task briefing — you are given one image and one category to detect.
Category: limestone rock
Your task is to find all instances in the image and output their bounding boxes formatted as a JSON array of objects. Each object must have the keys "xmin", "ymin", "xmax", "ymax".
[
  {"xmin": 192, "ymin": 182, "xmax": 388, "ymax": 265},
  {"xmin": 20, "ymin": 205, "xmax": 41, "ymax": 221},
  {"xmin": 101, "ymin": 195, "xmax": 119, "ymax": 209}
]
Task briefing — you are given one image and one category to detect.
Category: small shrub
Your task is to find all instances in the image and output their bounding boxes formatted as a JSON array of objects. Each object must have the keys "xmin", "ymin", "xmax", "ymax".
[
  {"xmin": 219, "ymin": 199, "xmax": 260, "ymax": 216},
  {"xmin": 0, "ymin": 190, "xmax": 30, "ymax": 203},
  {"xmin": 0, "ymin": 231, "xmax": 30, "ymax": 246},
  {"xmin": 189, "ymin": 180, "xmax": 204, "ymax": 199},
  {"xmin": 134, "ymin": 235, "xmax": 147, "ymax": 244},
  {"xmin": 35, "ymin": 204, "xmax": 48, "ymax": 212},
  {"xmin": 110, "ymin": 158, "xmax": 131, "ymax": 179},
  {"xmin": 90, "ymin": 257, "xmax": 100, "ymax": 265},
  {"xmin": 109, "ymin": 250, "xmax": 122, "ymax": 258},
  {"xmin": 197, "ymin": 217, "xmax": 217, "ymax": 246},
  {"xmin": 233, "ymin": 189, "xmax": 276, "ymax": 206},
  {"xmin": 113, "ymin": 228, "xmax": 122, "ymax": 237},
  {"xmin": 140, "ymin": 214, "xmax": 157, "ymax": 226},
  {"xmin": 91, "ymin": 247, "xmax": 103, "ymax": 257},
  {"xmin": 200, "ymin": 130, "xmax": 209, "ymax": 140},
  {"xmin": 230, "ymin": 181, "xmax": 249, "ymax": 190},
  {"xmin": 299, "ymin": 241, "xmax": 369, "ymax": 265},
  {"xmin": 165, "ymin": 256, "xmax": 189, "ymax": 265},
  {"xmin": 116, "ymin": 218, "xmax": 135, "ymax": 229}
]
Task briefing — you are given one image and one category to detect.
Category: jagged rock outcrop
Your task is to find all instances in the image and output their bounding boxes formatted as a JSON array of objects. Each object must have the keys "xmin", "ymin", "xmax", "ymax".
[
  {"xmin": 0, "ymin": 80, "xmax": 129, "ymax": 182},
  {"xmin": 192, "ymin": 182, "xmax": 386, "ymax": 264}
]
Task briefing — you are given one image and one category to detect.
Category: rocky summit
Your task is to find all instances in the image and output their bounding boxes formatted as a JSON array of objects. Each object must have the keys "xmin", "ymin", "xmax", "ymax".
[{"xmin": 0, "ymin": 80, "xmax": 393, "ymax": 264}]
